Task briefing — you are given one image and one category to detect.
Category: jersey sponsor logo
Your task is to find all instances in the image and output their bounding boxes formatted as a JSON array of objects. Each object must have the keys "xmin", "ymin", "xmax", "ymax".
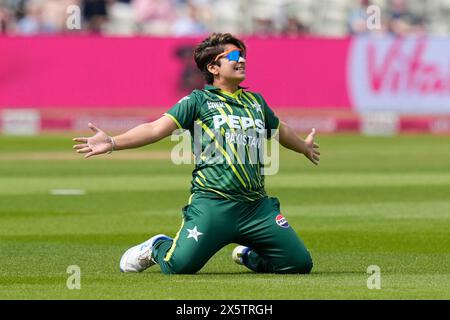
[
  {"xmin": 207, "ymin": 100, "xmax": 227, "ymax": 110},
  {"xmin": 213, "ymin": 114, "xmax": 265, "ymax": 133},
  {"xmin": 275, "ymin": 214, "xmax": 289, "ymax": 228}
]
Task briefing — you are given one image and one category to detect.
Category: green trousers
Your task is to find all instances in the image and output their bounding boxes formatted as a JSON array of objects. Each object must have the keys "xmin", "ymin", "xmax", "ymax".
[{"xmin": 152, "ymin": 193, "xmax": 313, "ymax": 274}]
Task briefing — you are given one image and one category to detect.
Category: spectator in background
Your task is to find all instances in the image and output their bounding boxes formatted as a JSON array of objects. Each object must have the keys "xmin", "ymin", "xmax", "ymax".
[
  {"xmin": 133, "ymin": 0, "xmax": 176, "ymax": 35},
  {"xmin": 282, "ymin": 16, "xmax": 308, "ymax": 37},
  {"xmin": 13, "ymin": 0, "xmax": 83, "ymax": 35},
  {"xmin": 0, "ymin": 0, "xmax": 440, "ymax": 37},
  {"xmin": 0, "ymin": 5, "xmax": 13, "ymax": 33},
  {"xmin": 387, "ymin": 0, "xmax": 417, "ymax": 36},
  {"xmin": 41, "ymin": 0, "xmax": 78, "ymax": 33},
  {"xmin": 348, "ymin": 0, "xmax": 371, "ymax": 34},
  {"xmin": 250, "ymin": 2, "xmax": 282, "ymax": 36},
  {"xmin": 410, "ymin": 15, "xmax": 427, "ymax": 36},
  {"xmin": 105, "ymin": 0, "xmax": 136, "ymax": 35},
  {"xmin": 83, "ymin": 0, "xmax": 108, "ymax": 34},
  {"xmin": 252, "ymin": 16, "xmax": 276, "ymax": 36},
  {"xmin": 348, "ymin": 0, "xmax": 391, "ymax": 36},
  {"xmin": 172, "ymin": 2, "xmax": 207, "ymax": 36},
  {"xmin": 16, "ymin": 0, "xmax": 43, "ymax": 34}
]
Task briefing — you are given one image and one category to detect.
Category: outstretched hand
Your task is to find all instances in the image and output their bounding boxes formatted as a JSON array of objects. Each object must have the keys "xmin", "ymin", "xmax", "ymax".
[
  {"xmin": 72, "ymin": 123, "xmax": 113, "ymax": 158},
  {"xmin": 303, "ymin": 128, "xmax": 320, "ymax": 165}
]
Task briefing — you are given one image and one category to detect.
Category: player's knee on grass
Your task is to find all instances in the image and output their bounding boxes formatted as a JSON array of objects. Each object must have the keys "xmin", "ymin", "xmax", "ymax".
[
  {"xmin": 275, "ymin": 251, "xmax": 313, "ymax": 274},
  {"xmin": 294, "ymin": 251, "xmax": 313, "ymax": 274},
  {"xmin": 295, "ymin": 255, "xmax": 313, "ymax": 274},
  {"xmin": 166, "ymin": 257, "xmax": 205, "ymax": 275},
  {"xmin": 168, "ymin": 263, "xmax": 201, "ymax": 275}
]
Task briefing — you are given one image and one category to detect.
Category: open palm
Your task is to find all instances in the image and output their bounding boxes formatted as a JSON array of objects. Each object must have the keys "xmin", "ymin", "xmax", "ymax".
[
  {"xmin": 72, "ymin": 123, "xmax": 113, "ymax": 158},
  {"xmin": 303, "ymin": 128, "xmax": 320, "ymax": 165}
]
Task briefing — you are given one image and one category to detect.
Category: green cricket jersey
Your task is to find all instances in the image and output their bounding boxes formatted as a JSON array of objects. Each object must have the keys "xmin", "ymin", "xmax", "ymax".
[{"xmin": 165, "ymin": 85, "xmax": 280, "ymax": 202}]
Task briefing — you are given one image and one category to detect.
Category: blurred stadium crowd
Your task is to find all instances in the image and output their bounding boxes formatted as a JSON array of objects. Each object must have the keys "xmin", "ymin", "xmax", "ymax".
[{"xmin": 1, "ymin": 0, "xmax": 450, "ymax": 37}]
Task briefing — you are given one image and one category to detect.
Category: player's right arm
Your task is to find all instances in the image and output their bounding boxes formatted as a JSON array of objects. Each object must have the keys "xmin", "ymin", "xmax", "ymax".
[{"xmin": 72, "ymin": 115, "xmax": 178, "ymax": 158}]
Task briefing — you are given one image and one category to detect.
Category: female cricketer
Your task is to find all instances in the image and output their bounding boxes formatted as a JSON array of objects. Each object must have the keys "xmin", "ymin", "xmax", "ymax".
[{"xmin": 73, "ymin": 33, "xmax": 320, "ymax": 274}]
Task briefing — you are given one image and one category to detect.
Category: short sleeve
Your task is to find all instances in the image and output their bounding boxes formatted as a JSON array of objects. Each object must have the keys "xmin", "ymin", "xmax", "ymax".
[
  {"xmin": 254, "ymin": 93, "xmax": 280, "ymax": 138},
  {"xmin": 164, "ymin": 92, "xmax": 199, "ymax": 130}
]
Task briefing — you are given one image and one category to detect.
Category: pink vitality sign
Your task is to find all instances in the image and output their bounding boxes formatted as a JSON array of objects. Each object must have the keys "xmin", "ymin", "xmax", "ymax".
[
  {"xmin": 0, "ymin": 36, "xmax": 351, "ymax": 109},
  {"xmin": 348, "ymin": 36, "xmax": 450, "ymax": 114}
]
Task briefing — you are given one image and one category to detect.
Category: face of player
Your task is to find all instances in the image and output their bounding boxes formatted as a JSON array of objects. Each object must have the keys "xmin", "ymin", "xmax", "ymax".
[{"xmin": 210, "ymin": 44, "xmax": 246, "ymax": 86}]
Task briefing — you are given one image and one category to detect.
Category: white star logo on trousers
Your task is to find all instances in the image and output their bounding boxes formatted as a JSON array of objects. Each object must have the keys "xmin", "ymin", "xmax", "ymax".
[{"xmin": 187, "ymin": 226, "xmax": 203, "ymax": 242}]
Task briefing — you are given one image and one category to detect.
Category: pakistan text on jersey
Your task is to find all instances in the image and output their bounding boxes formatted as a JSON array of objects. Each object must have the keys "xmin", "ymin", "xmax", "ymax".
[
  {"xmin": 224, "ymin": 132, "xmax": 262, "ymax": 148},
  {"xmin": 192, "ymin": 128, "xmax": 272, "ymax": 165}
]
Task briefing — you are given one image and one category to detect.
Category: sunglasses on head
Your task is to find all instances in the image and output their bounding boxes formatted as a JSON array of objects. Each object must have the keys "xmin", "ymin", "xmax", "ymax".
[{"xmin": 214, "ymin": 48, "xmax": 244, "ymax": 62}]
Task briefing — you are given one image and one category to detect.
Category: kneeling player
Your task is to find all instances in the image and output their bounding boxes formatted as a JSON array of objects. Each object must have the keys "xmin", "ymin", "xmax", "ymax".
[{"xmin": 73, "ymin": 33, "xmax": 320, "ymax": 274}]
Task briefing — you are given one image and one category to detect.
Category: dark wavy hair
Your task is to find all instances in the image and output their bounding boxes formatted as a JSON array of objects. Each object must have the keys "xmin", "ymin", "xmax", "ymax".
[{"xmin": 193, "ymin": 33, "xmax": 246, "ymax": 84}]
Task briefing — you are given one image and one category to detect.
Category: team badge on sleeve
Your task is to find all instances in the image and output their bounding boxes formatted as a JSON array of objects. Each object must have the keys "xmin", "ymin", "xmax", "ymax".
[{"xmin": 275, "ymin": 214, "xmax": 289, "ymax": 228}]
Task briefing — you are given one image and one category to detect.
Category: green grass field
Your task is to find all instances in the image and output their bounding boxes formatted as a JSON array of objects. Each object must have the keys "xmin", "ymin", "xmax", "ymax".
[{"xmin": 0, "ymin": 133, "xmax": 449, "ymax": 300}]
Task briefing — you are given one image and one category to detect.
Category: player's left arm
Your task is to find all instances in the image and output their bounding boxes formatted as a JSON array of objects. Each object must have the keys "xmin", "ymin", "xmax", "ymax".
[{"xmin": 276, "ymin": 121, "xmax": 320, "ymax": 165}]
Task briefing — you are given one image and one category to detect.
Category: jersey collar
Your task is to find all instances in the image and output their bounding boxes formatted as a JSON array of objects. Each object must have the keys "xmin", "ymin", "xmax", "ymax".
[{"xmin": 203, "ymin": 85, "xmax": 246, "ymax": 100}]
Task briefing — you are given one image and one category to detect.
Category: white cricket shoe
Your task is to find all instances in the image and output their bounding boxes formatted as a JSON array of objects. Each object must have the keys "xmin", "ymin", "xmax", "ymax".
[
  {"xmin": 232, "ymin": 245, "xmax": 251, "ymax": 265},
  {"xmin": 120, "ymin": 234, "xmax": 172, "ymax": 272}
]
